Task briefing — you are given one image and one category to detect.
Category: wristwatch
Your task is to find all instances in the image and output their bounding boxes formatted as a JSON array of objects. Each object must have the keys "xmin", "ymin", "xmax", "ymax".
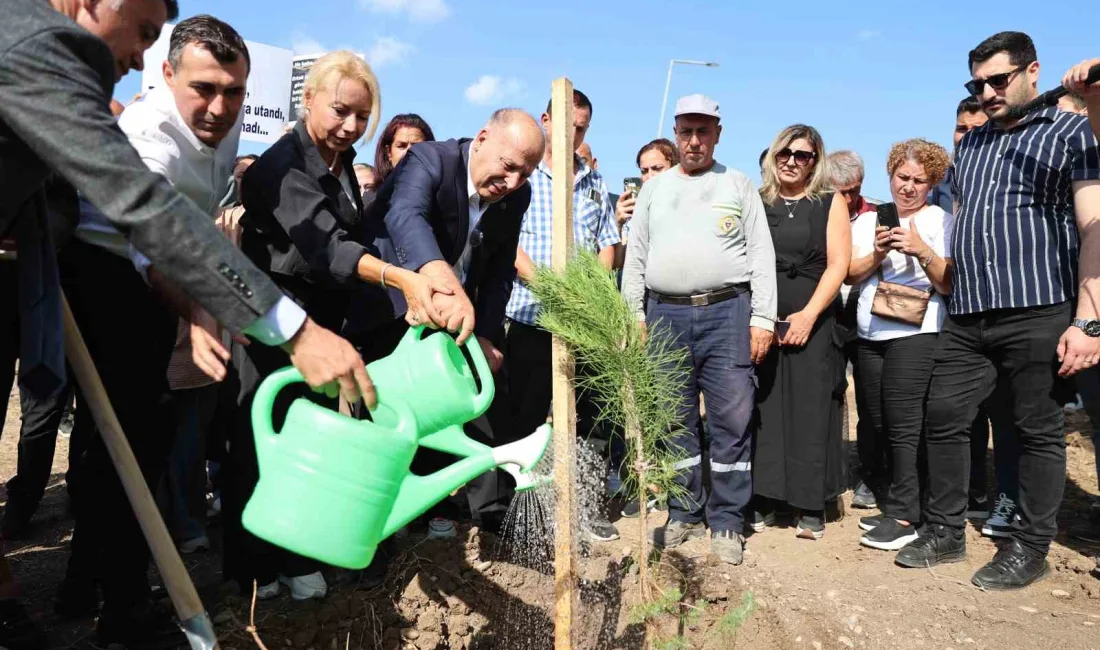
[{"xmin": 1072, "ymin": 318, "xmax": 1100, "ymax": 337}]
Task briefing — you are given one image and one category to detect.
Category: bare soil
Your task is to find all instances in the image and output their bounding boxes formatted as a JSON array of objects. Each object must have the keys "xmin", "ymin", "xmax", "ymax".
[{"xmin": 2, "ymin": 381, "xmax": 1099, "ymax": 650}]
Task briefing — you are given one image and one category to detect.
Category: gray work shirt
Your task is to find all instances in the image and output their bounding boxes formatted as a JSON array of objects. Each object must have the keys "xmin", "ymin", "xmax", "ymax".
[{"xmin": 621, "ymin": 162, "xmax": 777, "ymax": 331}]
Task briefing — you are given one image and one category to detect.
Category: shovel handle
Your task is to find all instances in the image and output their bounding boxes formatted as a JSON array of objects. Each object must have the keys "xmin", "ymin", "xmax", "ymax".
[{"xmin": 61, "ymin": 295, "xmax": 217, "ymax": 650}]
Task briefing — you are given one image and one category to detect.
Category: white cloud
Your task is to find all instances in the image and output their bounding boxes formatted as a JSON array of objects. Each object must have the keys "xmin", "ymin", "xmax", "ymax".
[
  {"xmin": 291, "ymin": 31, "xmax": 326, "ymax": 56},
  {"xmin": 360, "ymin": 0, "xmax": 451, "ymax": 23},
  {"xmin": 857, "ymin": 29, "xmax": 881, "ymax": 41},
  {"xmin": 368, "ymin": 36, "xmax": 414, "ymax": 68},
  {"xmin": 464, "ymin": 75, "xmax": 525, "ymax": 106}
]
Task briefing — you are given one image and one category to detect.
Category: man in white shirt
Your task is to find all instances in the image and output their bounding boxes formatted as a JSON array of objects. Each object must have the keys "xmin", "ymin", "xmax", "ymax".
[{"xmin": 57, "ymin": 16, "xmax": 259, "ymax": 645}]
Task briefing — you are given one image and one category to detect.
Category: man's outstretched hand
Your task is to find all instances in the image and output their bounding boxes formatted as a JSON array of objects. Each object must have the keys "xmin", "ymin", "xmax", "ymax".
[{"xmin": 284, "ymin": 317, "xmax": 377, "ymax": 408}]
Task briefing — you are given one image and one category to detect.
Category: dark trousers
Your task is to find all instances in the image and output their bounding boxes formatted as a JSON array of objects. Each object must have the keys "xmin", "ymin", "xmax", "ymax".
[
  {"xmin": 223, "ymin": 338, "xmax": 320, "ymax": 587},
  {"xmin": 5, "ymin": 382, "xmax": 83, "ymax": 517},
  {"xmin": 472, "ymin": 320, "xmax": 609, "ymax": 519},
  {"xmin": 2, "ymin": 259, "xmax": 86, "ymax": 517},
  {"xmin": 160, "ymin": 384, "xmax": 220, "ymax": 542},
  {"xmin": 924, "ymin": 302, "xmax": 1071, "ymax": 554},
  {"xmin": 1075, "ymin": 368, "xmax": 1100, "ymax": 489},
  {"xmin": 855, "ymin": 334, "xmax": 938, "ymax": 523},
  {"xmin": 968, "ymin": 393, "xmax": 1019, "ymax": 502},
  {"xmin": 847, "ymin": 339, "xmax": 889, "ymax": 488},
  {"xmin": 59, "ymin": 240, "xmax": 178, "ymax": 612},
  {"xmin": 1, "ymin": 262, "xmax": 18, "ymax": 418},
  {"xmin": 647, "ymin": 294, "xmax": 755, "ymax": 533}
]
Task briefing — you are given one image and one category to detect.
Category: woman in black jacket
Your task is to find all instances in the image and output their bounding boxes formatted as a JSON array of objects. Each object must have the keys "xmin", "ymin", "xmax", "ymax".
[{"xmin": 224, "ymin": 51, "xmax": 443, "ymax": 599}]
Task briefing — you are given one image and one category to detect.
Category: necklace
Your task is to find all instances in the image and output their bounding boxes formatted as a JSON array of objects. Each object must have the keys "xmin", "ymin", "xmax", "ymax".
[{"xmin": 782, "ymin": 197, "xmax": 801, "ymax": 219}]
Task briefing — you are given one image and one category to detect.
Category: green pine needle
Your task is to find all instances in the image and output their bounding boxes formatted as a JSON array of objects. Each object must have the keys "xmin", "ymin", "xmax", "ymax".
[{"xmin": 528, "ymin": 251, "xmax": 690, "ymax": 506}]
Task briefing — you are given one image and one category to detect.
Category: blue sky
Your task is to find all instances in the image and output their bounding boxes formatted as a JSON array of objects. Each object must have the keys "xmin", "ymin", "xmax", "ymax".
[{"xmin": 117, "ymin": 0, "xmax": 1100, "ymax": 200}]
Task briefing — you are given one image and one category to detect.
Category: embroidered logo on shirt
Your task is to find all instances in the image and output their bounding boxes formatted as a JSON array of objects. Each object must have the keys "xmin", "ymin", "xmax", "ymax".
[{"xmin": 713, "ymin": 202, "xmax": 743, "ymax": 237}]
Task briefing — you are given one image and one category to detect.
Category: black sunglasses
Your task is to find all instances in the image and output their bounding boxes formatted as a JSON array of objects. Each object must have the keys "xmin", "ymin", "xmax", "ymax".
[
  {"xmin": 964, "ymin": 64, "xmax": 1028, "ymax": 96},
  {"xmin": 775, "ymin": 148, "xmax": 816, "ymax": 167}
]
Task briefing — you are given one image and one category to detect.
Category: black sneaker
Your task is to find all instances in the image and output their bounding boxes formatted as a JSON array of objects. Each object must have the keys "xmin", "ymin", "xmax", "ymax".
[
  {"xmin": 749, "ymin": 509, "xmax": 776, "ymax": 533},
  {"xmin": 620, "ymin": 498, "xmax": 659, "ymax": 519},
  {"xmin": 0, "ymin": 599, "xmax": 46, "ymax": 650},
  {"xmin": 971, "ymin": 539, "xmax": 1050, "ymax": 590},
  {"xmin": 53, "ymin": 576, "xmax": 100, "ymax": 619},
  {"xmin": 966, "ymin": 493, "xmax": 991, "ymax": 520},
  {"xmin": 1069, "ymin": 503, "xmax": 1100, "ymax": 543},
  {"xmin": 858, "ymin": 514, "xmax": 884, "ymax": 532},
  {"xmin": 795, "ymin": 513, "xmax": 825, "ymax": 540},
  {"xmin": 895, "ymin": 524, "xmax": 966, "ymax": 568},
  {"xmin": 860, "ymin": 518, "xmax": 919, "ymax": 551},
  {"xmin": 850, "ymin": 481, "xmax": 877, "ymax": 509},
  {"xmin": 97, "ymin": 600, "xmax": 188, "ymax": 649},
  {"xmin": 584, "ymin": 517, "xmax": 620, "ymax": 542}
]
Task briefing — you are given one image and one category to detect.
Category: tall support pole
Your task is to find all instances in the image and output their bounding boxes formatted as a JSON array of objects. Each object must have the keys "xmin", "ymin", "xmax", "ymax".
[{"xmin": 550, "ymin": 76, "xmax": 578, "ymax": 650}]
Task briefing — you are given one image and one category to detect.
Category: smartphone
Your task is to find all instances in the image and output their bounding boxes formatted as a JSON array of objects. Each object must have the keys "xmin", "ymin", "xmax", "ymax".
[
  {"xmin": 776, "ymin": 320, "xmax": 791, "ymax": 340},
  {"xmin": 877, "ymin": 203, "xmax": 901, "ymax": 230},
  {"xmin": 623, "ymin": 177, "xmax": 642, "ymax": 197}
]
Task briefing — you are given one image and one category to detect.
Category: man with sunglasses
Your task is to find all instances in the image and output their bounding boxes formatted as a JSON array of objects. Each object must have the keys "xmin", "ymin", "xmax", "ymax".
[
  {"xmin": 622, "ymin": 94, "xmax": 776, "ymax": 565},
  {"xmin": 895, "ymin": 31, "xmax": 1100, "ymax": 591}
]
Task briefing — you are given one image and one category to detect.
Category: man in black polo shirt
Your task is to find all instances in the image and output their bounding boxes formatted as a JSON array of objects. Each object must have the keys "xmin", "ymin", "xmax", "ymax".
[{"xmin": 895, "ymin": 32, "xmax": 1100, "ymax": 590}]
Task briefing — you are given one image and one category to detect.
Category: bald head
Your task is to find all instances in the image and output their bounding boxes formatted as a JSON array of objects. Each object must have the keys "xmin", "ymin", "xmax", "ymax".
[
  {"xmin": 576, "ymin": 142, "xmax": 597, "ymax": 169},
  {"xmin": 468, "ymin": 109, "xmax": 544, "ymax": 203}
]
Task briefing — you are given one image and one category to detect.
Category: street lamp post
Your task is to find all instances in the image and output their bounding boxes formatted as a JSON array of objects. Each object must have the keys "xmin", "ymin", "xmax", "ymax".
[{"xmin": 657, "ymin": 59, "xmax": 719, "ymax": 137}]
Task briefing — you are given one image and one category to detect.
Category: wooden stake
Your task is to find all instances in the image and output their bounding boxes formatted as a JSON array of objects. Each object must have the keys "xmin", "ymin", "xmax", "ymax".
[{"xmin": 550, "ymin": 76, "xmax": 578, "ymax": 650}]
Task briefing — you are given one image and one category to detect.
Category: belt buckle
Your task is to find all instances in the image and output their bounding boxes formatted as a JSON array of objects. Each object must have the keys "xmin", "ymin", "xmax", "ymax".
[{"xmin": 690, "ymin": 294, "xmax": 708, "ymax": 307}]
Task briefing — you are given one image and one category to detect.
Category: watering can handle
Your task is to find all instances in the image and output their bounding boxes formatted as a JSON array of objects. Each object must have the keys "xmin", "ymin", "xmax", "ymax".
[
  {"xmin": 463, "ymin": 335, "xmax": 495, "ymax": 415},
  {"xmin": 403, "ymin": 324, "xmax": 495, "ymax": 415},
  {"xmin": 251, "ymin": 366, "xmax": 305, "ymax": 441}
]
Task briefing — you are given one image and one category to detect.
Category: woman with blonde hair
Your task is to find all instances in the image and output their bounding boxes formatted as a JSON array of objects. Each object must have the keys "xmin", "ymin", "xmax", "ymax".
[
  {"xmin": 848, "ymin": 139, "xmax": 954, "ymax": 551},
  {"xmin": 223, "ymin": 51, "xmax": 442, "ymax": 599},
  {"xmin": 751, "ymin": 124, "xmax": 852, "ymax": 540}
]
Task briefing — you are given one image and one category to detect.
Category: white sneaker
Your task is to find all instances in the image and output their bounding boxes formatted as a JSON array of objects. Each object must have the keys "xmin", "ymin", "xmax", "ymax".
[
  {"xmin": 178, "ymin": 535, "xmax": 210, "ymax": 554},
  {"xmin": 279, "ymin": 572, "xmax": 327, "ymax": 600},
  {"xmin": 255, "ymin": 580, "xmax": 281, "ymax": 600}
]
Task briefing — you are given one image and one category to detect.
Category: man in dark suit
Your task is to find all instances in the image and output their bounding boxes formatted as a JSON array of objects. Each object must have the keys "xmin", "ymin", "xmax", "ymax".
[
  {"xmin": 0, "ymin": 0, "xmax": 374, "ymax": 645},
  {"xmin": 366, "ymin": 108, "xmax": 544, "ymax": 526},
  {"xmin": 368, "ymin": 108, "xmax": 545, "ymax": 363}
]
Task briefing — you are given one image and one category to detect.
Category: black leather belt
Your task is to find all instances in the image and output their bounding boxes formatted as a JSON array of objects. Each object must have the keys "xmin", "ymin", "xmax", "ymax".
[{"xmin": 649, "ymin": 283, "xmax": 749, "ymax": 307}]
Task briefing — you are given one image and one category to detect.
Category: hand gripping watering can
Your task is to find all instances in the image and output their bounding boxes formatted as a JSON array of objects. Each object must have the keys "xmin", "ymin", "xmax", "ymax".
[{"xmin": 242, "ymin": 366, "xmax": 551, "ymax": 569}]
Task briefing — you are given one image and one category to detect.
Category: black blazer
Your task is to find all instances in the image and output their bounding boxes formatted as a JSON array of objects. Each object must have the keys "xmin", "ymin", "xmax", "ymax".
[
  {"xmin": 240, "ymin": 121, "xmax": 373, "ymax": 332},
  {"xmin": 366, "ymin": 138, "xmax": 531, "ymax": 345}
]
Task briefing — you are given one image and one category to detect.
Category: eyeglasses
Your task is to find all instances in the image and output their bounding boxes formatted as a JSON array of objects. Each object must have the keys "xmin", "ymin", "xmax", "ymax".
[
  {"xmin": 964, "ymin": 64, "xmax": 1028, "ymax": 96},
  {"xmin": 775, "ymin": 148, "xmax": 816, "ymax": 167}
]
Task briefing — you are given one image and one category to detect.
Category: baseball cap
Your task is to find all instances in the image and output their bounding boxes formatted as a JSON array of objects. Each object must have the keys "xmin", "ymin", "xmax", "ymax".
[{"xmin": 674, "ymin": 94, "xmax": 721, "ymax": 120}]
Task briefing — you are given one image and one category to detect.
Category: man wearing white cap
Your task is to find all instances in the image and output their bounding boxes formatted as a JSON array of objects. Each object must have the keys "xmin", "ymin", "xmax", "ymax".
[{"xmin": 622, "ymin": 94, "xmax": 777, "ymax": 565}]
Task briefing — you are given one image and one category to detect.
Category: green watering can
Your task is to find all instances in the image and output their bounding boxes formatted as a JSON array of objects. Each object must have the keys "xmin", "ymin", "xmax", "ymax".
[
  {"xmin": 366, "ymin": 324, "xmax": 545, "ymax": 490},
  {"xmin": 242, "ymin": 367, "xmax": 552, "ymax": 569}
]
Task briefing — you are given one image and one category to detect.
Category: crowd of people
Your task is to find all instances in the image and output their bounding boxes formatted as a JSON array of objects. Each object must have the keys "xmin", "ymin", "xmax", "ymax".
[{"xmin": 0, "ymin": 1, "xmax": 1099, "ymax": 647}]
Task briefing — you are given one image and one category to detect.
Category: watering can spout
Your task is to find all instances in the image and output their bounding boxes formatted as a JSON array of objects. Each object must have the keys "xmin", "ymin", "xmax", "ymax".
[{"xmin": 382, "ymin": 424, "xmax": 552, "ymax": 538}]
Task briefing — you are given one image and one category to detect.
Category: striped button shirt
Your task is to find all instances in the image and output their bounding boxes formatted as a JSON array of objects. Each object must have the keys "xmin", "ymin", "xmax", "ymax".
[
  {"xmin": 950, "ymin": 107, "xmax": 1100, "ymax": 315},
  {"xmin": 506, "ymin": 157, "xmax": 620, "ymax": 325}
]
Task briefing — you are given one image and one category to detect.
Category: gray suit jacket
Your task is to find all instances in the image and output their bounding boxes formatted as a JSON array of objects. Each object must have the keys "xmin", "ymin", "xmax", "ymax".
[{"xmin": 0, "ymin": 0, "xmax": 282, "ymax": 334}]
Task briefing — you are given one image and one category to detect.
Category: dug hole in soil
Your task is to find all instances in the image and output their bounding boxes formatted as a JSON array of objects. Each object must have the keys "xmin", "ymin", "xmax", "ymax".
[{"xmin": 3, "ymin": 383, "xmax": 1100, "ymax": 649}]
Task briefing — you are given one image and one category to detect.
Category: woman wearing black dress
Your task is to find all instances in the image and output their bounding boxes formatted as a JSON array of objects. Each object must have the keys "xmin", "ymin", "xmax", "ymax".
[{"xmin": 751, "ymin": 124, "xmax": 851, "ymax": 540}]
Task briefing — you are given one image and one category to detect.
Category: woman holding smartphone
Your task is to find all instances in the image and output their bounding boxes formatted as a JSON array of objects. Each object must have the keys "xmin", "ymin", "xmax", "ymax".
[{"xmin": 846, "ymin": 138, "xmax": 954, "ymax": 551}]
